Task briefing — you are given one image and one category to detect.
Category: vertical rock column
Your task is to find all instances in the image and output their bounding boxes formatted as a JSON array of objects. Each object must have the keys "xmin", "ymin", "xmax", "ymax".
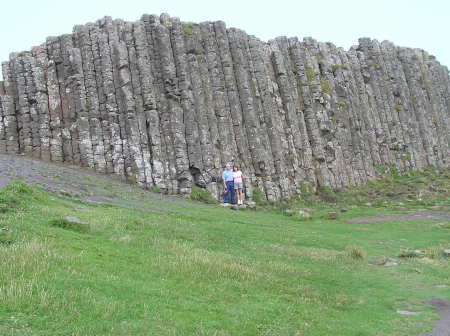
[
  {"xmin": 139, "ymin": 15, "xmax": 167, "ymax": 190},
  {"xmin": 155, "ymin": 15, "xmax": 191, "ymax": 193},
  {"xmin": 120, "ymin": 21, "xmax": 153, "ymax": 186},
  {"xmin": 9, "ymin": 54, "xmax": 32, "ymax": 154},
  {"xmin": 66, "ymin": 33, "xmax": 94, "ymax": 168},
  {"xmin": 98, "ymin": 17, "xmax": 125, "ymax": 176},
  {"xmin": 0, "ymin": 82, "xmax": 6, "ymax": 153},
  {"xmin": 45, "ymin": 37, "xmax": 65, "ymax": 162},
  {"xmin": 183, "ymin": 23, "xmax": 221, "ymax": 193},
  {"xmin": 73, "ymin": 26, "xmax": 107, "ymax": 171},
  {"xmin": 421, "ymin": 53, "xmax": 450, "ymax": 165},
  {"xmin": 247, "ymin": 37, "xmax": 292, "ymax": 198},
  {"xmin": 1, "ymin": 62, "xmax": 19, "ymax": 154},
  {"xmin": 110, "ymin": 21, "xmax": 146, "ymax": 184},
  {"xmin": 199, "ymin": 22, "xmax": 236, "ymax": 170},
  {"xmin": 142, "ymin": 14, "xmax": 175, "ymax": 193},
  {"xmin": 132, "ymin": 21, "xmax": 158, "ymax": 186},
  {"xmin": 227, "ymin": 28, "xmax": 276, "ymax": 200},
  {"xmin": 214, "ymin": 22, "xmax": 250, "ymax": 171},
  {"xmin": 31, "ymin": 45, "xmax": 52, "ymax": 161},
  {"xmin": 170, "ymin": 18, "xmax": 201, "ymax": 193}
]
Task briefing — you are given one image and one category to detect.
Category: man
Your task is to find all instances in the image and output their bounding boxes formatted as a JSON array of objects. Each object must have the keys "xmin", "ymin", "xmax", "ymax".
[{"xmin": 222, "ymin": 163, "xmax": 236, "ymax": 204}]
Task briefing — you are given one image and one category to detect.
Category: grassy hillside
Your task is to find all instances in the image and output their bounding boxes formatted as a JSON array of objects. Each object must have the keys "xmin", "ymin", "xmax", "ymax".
[{"xmin": 1, "ymin": 168, "xmax": 449, "ymax": 336}]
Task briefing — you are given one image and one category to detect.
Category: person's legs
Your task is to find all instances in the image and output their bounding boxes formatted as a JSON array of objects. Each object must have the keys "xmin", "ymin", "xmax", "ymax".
[
  {"xmin": 237, "ymin": 188, "xmax": 243, "ymax": 204},
  {"xmin": 223, "ymin": 183, "xmax": 229, "ymax": 203},
  {"xmin": 228, "ymin": 181, "xmax": 236, "ymax": 204}
]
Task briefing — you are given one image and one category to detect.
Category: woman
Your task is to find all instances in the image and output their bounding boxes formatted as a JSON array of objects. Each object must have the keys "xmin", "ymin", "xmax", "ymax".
[{"xmin": 233, "ymin": 166, "xmax": 244, "ymax": 205}]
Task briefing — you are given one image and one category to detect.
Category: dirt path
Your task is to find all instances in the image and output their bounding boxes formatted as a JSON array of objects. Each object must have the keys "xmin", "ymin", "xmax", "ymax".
[
  {"xmin": 0, "ymin": 154, "xmax": 191, "ymax": 213},
  {"xmin": 347, "ymin": 209, "xmax": 450, "ymax": 224},
  {"xmin": 428, "ymin": 298, "xmax": 450, "ymax": 336}
]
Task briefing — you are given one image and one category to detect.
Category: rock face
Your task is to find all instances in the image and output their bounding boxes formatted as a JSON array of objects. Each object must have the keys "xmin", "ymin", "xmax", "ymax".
[{"xmin": 0, "ymin": 14, "xmax": 449, "ymax": 200}]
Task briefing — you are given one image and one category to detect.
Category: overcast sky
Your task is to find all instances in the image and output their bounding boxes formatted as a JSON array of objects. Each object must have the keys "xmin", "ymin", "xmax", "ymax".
[{"xmin": 0, "ymin": 0, "xmax": 449, "ymax": 80}]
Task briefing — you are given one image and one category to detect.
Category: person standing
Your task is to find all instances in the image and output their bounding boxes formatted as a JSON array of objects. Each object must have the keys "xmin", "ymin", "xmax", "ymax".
[
  {"xmin": 222, "ymin": 163, "xmax": 236, "ymax": 204},
  {"xmin": 233, "ymin": 166, "xmax": 244, "ymax": 205}
]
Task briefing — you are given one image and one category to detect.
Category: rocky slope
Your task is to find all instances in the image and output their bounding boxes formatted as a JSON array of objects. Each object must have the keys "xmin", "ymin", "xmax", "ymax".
[{"xmin": 0, "ymin": 14, "xmax": 449, "ymax": 200}]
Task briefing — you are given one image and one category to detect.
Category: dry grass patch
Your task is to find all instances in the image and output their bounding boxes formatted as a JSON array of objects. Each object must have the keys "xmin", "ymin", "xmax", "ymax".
[
  {"xmin": 0, "ymin": 240, "xmax": 55, "ymax": 309},
  {"xmin": 155, "ymin": 240, "xmax": 260, "ymax": 281},
  {"xmin": 267, "ymin": 244, "xmax": 341, "ymax": 261}
]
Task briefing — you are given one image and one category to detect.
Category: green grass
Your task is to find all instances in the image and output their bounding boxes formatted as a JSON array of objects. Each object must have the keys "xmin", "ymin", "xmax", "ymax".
[
  {"xmin": 182, "ymin": 23, "xmax": 193, "ymax": 35},
  {"xmin": 320, "ymin": 75, "xmax": 332, "ymax": 94},
  {"xmin": 0, "ymin": 171, "xmax": 449, "ymax": 335}
]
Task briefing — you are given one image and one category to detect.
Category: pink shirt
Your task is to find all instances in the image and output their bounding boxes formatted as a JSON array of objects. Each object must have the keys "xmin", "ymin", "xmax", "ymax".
[{"xmin": 233, "ymin": 171, "xmax": 243, "ymax": 183}]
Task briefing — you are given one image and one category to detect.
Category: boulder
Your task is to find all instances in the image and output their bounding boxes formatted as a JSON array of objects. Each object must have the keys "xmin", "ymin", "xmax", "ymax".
[
  {"xmin": 298, "ymin": 209, "xmax": 312, "ymax": 219},
  {"xmin": 327, "ymin": 211, "xmax": 338, "ymax": 220}
]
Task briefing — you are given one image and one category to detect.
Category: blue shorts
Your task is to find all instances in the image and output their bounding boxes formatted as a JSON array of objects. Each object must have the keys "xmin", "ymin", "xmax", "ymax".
[{"xmin": 234, "ymin": 182, "xmax": 243, "ymax": 189}]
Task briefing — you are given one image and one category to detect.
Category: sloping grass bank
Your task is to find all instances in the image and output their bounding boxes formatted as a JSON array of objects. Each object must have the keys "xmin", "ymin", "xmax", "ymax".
[{"xmin": 0, "ymin": 169, "xmax": 449, "ymax": 335}]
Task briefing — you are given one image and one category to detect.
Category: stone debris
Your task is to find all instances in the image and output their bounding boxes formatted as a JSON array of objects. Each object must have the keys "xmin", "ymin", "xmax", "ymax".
[
  {"xmin": 396, "ymin": 310, "xmax": 421, "ymax": 316},
  {"xmin": 244, "ymin": 201, "xmax": 256, "ymax": 209},
  {"xmin": 0, "ymin": 14, "xmax": 449, "ymax": 201},
  {"xmin": 298, "ymin": 209, "xmax": 312, "ymax": 219},
  {"xmin": 384, "ymin": 258, "xmax": 399, "ymax": 267},
  {"xmin": 64, "ymin": 216, "xmax": 88, "ymax": 226},
  {"xmin": 327, "ymin": 211, "xmax": 338, "ymax": 220}
]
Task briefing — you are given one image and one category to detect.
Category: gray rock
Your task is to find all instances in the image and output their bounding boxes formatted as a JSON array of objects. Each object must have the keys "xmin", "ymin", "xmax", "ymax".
[
  {"xmin": 298, "ymin": 209, "xmax": 312, "ymax": 219},
  {"xmin": 64, "ymin": 216, "xmax": 88, "ymax": 226},
  {"xmin": 64, "ymin": 216, "xmax": 89, "ymax": 229},
  {"xmin": 384, "ymin": 258, "xmax": 399, "ymax": 267},
  {"xmin": 245, "ymin": 200, "xmax": 256, "ymax": 207},
  {"xmin": 396, "ymin": 310, "xmax": 421, "ymax": 316},
  {"xmin": 327, "ymin": 211, "xmax": 338, "ymax": 220},
  {"xmin": 0, "ymin": 13, "xmax": 449, "ymax": 200}
]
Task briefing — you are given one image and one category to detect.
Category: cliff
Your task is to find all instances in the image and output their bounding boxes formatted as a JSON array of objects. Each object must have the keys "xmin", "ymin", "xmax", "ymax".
[{"xmin": 0, "ymin": 14, "xmax": 449, "ymax": 200}]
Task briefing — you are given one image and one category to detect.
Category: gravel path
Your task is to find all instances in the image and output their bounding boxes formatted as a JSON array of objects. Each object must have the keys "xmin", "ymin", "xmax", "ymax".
[
  {"xmin": 347, "ymin": 209, "xmax": 450, "ymax": 224},
  {"xmin": 0, "ymin": 154, "xmax": 190, "ymax": 213},
  {"xmin": 428, "ymin": 298, "xmax": 450, "ymax": 336}
]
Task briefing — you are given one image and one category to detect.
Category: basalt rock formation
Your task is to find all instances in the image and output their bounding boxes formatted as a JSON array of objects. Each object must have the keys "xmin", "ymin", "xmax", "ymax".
[{"xmin": 0, "ymin": 14, "xmax": 449, "ymax": 200}]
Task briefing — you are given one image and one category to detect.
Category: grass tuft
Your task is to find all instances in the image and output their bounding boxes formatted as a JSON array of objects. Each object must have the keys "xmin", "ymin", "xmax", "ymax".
[
  {"xmin": 49, "ymin": 217, "xmax": 89, "ymax": 233},
  {"xmin": 252, "ymin": 187, "xmax": 269, "ymax": 206},
  {"xmin": 398, "ymin": 249, "xmax": 421, "ymax": 258},
  {"xmin": 317, "ymin": 185, "xmax": 337, "ymax": 203},
  {"xmin": 182, "ymin": 23, "xmax": 193, "ymax": 35},
  {"xmin": 190, "ymin": 185, "xmax": 217, "ymax": 204},
  {"xmin": 344, "ymin": 245, "xmax": 366, "ymax": 261}
]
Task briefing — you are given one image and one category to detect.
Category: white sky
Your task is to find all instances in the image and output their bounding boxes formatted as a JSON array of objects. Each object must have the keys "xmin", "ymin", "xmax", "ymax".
[{"xmin": 1, "ymin": 0, "xmax": 449, "ymax": 80}]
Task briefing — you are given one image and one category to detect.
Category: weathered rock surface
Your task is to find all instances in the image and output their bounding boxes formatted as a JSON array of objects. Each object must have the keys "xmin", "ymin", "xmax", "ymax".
[{"xmin": 0, "ymin": 14, "xmax": 449, "ymax": 200}]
